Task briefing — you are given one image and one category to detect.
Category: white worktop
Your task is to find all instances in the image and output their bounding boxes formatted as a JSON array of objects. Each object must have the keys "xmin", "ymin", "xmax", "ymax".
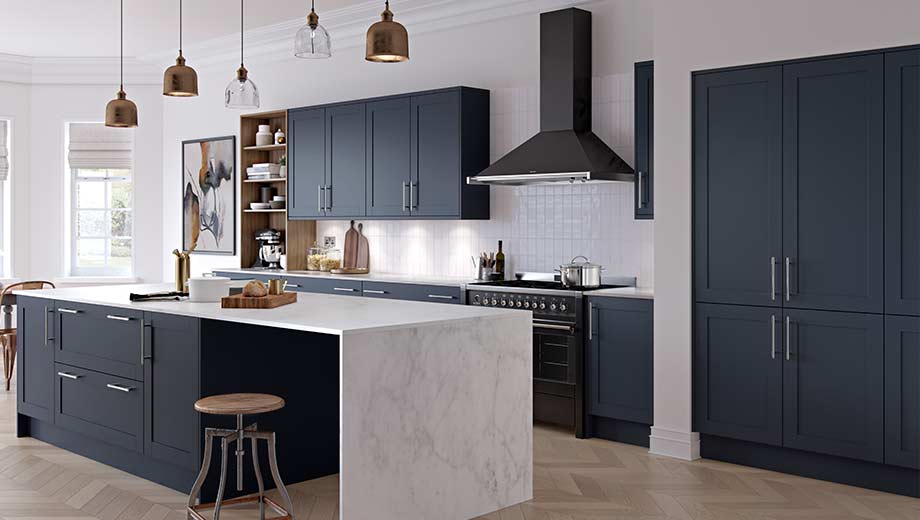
[
  {"xmin": 16, "ymin": 283, "xmax": 526, "ymax": 336},
  {"xmin": 585, "ymin": 286, "xmax": 655, "ymax": 300},
  {"xmin": 213, "ymin": 267, "xmax": 476, "ymax": 288}
]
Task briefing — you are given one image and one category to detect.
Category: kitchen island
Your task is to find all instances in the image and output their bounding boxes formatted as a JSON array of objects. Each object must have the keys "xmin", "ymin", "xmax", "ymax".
[{"xmin": 14, "ymin": 284, "xmax": 533, "ymax": 520}]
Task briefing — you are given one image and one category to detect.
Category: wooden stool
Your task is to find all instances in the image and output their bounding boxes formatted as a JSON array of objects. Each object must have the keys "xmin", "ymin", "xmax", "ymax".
[{"xmin": 187, "ymin": 393, "xmax": 293, "ymax": 520}]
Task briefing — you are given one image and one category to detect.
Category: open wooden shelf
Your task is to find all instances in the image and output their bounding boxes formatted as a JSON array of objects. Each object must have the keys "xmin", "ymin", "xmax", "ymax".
[
  {"xmin": 244, "ymin": 144, "xmax": 287, "ymax": 152},
  {"xmin": 243, "ymin": 178, "xmax": 286, "ymax": 184},
  {"xmin": 244, "ymin": 209, "xmax": 287, "ymax": 213}
]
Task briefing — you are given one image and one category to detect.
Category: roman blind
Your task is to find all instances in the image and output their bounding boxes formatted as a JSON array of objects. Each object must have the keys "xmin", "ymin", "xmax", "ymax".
[
  {"xmin": 0, "ymin": 120, "xmax": 8, "ymax": 181},
  {"xmin": 68, "ymin": 122, "xmax": 134, "ymax": 170}
]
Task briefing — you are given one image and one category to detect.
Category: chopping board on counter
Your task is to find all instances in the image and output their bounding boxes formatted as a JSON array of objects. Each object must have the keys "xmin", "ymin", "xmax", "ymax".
[
  {"xmin": 221, "ymin": 292, "xmax": 297, "ymax": 309},
  {"xmin": 343, "ymin": 220, "xmax": 359, "ymax": 269},
  {"xmin": 356, "ymin": 223, "xmax": 369, "ymax": 270}
]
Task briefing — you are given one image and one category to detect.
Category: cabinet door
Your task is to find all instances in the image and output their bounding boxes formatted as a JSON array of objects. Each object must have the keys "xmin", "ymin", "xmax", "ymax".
[
  {"xmin": 782, "ymin": 55, "xmax": 884, "ymax": 313},
  {"xmin": 693, "ymin": 66, "xmax": 783, "ymax": 307},
  {"xmin": 16, "ymin": 297, "xmax": 53, "ymax": 421},
  {"xmin": 885, "ymin": 50, "xmax": 920, "ymax": 316},
  {"xmin": 366, "ymin": 98, "xmax": 411, "ymax": 217},
  {"xmin": 411, "ymin": 92, "xmax": 461, "ymax": 217},
  {"xmin": 144, "ymin": 312, "xmax": 200, "ymax": 470},
  {"xmin": 694, "ymin": 303, "xmax": 782, "ymax": 446},
  {"xmin": 325, "ymin": 103, "xmax": 367, "ymax": 217},
  {"xmin": 634, "ymin": 61, "xmax": 653, "ymax": 219},
  {"xmin": 288, "ymin": 108, "xmax": 326, "ymax": 219},
  {"xmin": 783, "ymin": 309, "xmax": 883, "ymax": 462},
  {"xmin": 884, "ymin": 315, "xmax": 920, "ymax": 469},
  {"xmin": 55, "ymin": 303, "xmax": 143, "ymax": 381},
  {"xmin": 587, "ymin": 298, "xmax": 652, "ymax": 424}
]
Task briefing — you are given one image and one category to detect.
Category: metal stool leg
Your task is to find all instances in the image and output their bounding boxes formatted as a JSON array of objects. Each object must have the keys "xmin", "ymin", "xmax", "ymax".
[
  {"xmin": 235, "ymin": 414, "xmax": 245, "ymax": 492},
  {"xmin": 213, "ymin": 436, "xmax": 230, "ymax": 520},
  {"xmin": 187, "ymin": 428, "xmax": 216, "ymax": 514},
  {"xmin": 250, "ymin": 434, "xmax": 266, "ymax": 520},
  {"xmin": 266, "ymin": 432, "xmax": 294, "ymax": 517}
]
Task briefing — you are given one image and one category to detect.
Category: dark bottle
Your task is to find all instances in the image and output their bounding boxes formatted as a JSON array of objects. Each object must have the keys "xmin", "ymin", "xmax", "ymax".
[{"xmin": 495, "ymin": 240, "xmax": 505, "ymax": 279}]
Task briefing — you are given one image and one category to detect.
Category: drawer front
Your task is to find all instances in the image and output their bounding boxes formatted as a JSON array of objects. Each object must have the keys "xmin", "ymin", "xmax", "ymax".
[
  {"xmin": 54, "ymin": 363, "xmax": 143, "ymax": 452},
  {"xmin": 286, "ymin": 277, "xmax": 363, "ymax": 296},
  {"xmin": 55, "ymin": 302, "xmax": 144, "ymax": 380},
  {"xmin": 362, "ymin": 282, "xmax": 462, "ymax": 304}
]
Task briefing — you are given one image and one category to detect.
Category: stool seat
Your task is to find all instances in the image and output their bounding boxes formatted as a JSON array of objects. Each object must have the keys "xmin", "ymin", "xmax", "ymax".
[{"xmin": 194, "ymin": 393, "xmax": 285, "ymax": 416}]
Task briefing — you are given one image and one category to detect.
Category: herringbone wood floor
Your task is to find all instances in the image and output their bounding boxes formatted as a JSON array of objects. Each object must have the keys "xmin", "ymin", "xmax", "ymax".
[{"xmin": 1, "ymin": 379, "xmax": 919, "ymax": 519}]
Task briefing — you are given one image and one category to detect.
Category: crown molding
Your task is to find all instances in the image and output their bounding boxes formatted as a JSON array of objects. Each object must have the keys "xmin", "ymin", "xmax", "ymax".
[{"xmin": 0, "ymin": 0, "xmax": 594, "ymax": 84}]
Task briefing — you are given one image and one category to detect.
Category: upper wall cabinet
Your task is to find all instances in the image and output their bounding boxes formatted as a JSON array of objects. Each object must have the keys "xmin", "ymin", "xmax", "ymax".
[
  {"xmin": 634, "ymin": 61, "xmax": 653, "ymax": 219},
  {"xmin": 885, "ymin": 50, "xmax": 920, "ymax": 316},
  {"xmin": 289, "ymin": 87, "xmax": 490, "ymax": 221}
]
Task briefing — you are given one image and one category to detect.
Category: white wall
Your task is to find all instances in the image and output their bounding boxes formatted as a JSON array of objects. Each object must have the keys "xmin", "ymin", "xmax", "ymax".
[
  {"xmin": 0, "ymin": 82, "xmax": 31, "ymax": 280},
  {"xmin": 650, "ymin": 0, "xmax": 920, "ymax": 458},
  {"xmin": 161, "ymin": 0, "xmax": 654, "ymax": 283}
]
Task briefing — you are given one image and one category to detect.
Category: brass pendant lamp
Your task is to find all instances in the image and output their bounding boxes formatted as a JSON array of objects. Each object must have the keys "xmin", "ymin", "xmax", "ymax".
[
  {"xmin": 105, "ymin": 0, "xmax": 138, "ymax": 127},
  {"xmin": 163, "ymin": 0, "xmax": 198, "ymax": 96},
  {"xmin": 366, "ymin": 1, "xmax": 409, "ymax": 63}
]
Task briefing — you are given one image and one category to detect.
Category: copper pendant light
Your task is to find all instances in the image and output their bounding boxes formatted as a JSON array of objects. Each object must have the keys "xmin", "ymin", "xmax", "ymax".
[
  {"xmin": 366, "ymin": 1, "xmax": 409, "ymax": 63},
  {"xmin": 163, "ymin": 0, "xmax": 198, "ymax": 96},
  {"xmin": 106, "ymin": 0, "xmax": 138, "ymax": 127}
]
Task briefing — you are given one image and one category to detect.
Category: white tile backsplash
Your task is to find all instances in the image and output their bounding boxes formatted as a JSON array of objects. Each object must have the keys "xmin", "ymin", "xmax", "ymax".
[{"xmin": 316, "ymin": 73, "xmax": 654, "ymax": 287}]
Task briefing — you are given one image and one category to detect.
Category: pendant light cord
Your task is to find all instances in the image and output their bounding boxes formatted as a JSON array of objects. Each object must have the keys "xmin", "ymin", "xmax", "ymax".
[
  {"xmin": 240, "ymin": 0, "xmax": 244, "ymax": 68},
  {"xmin": 179, "ymin": 0, "xmax": 183, "ymax": 54},
  {"xmin": 120, "ymin": 0, "xmax": 124, "ymax": 91}
]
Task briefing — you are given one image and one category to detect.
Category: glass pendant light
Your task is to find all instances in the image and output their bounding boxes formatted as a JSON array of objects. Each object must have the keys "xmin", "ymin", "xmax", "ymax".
[
  {"xmin": 295, "ymin": 0, "xmax": 331, "ymax": 59},
  {"xmin": 225, "ymin": 0, "xmax": 260, "ymax": 109},
  {"xmin": 106, "ymin": 0, "xmax": 138, "ymax": 127},
  {"xmin": 163, "ymin": 0, "xmax": 198, "ymax": 96},
  {"xmin": 366, "ymin": 1, "xmax": 409, "ymax": 63}
]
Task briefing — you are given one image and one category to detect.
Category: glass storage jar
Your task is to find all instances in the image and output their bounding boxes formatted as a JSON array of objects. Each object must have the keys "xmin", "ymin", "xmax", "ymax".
[
  {"xmin": 307, "ymin": 243, "xmax": 326, "ymax": 271},
  {"xmin": 320, "ymin": 248, "xmax": 342, "ymax": 272}
]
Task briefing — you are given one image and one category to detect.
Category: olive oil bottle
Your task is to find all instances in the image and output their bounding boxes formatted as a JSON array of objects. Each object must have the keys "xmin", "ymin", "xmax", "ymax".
[{"xmin": 495, "ymin": 240, "xmax": 505, "ymax": 280}]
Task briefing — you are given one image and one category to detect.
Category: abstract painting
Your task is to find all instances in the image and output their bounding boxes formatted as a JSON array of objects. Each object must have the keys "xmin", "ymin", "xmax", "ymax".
[{"xmin": 182, "ymin": 136, "xmax": 236, "ymax": 255}]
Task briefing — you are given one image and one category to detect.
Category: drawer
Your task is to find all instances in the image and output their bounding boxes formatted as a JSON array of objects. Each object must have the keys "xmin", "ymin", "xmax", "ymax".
[
  {"xmin": 55, "ymin": 302, "xmax": 144, "ymax": 380},
  {"xmin": 54, "ymin": 363, "xmax": 143, "ymax": 452},
  {"xmin": 285, "ymin": 277, "xmax": 363, "ymax": 296},
  {"xmin": 362, "ymin": 282, "xmax": 462, "ymax": 304}
]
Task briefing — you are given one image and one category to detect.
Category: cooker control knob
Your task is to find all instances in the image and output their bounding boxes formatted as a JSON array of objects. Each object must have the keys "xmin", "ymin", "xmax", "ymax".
[
  {"xmin": 559, "ymin": 303, "xmax": 567, "ymax": 312},
  {"xmin": 490, "ymin": 298, "xmax": 497, "ymax": 306},
  {"xmin": 523, "ymin": 301, "xmax": 530, "ymax": 309},
  {"xmin": 550, "ymin": 303, "xmax": 557, "ymax": 311},
  {"xmin": 516, "ymin": 301, "xmax": 523, "ymax": 308},
  {"xmin": 539, "ymin": 302, "xmax": 546, "ymax": 310},
  {"xmin": 472, "ymin": 294, "xmax": 481, "ymax": 304},
  {"xmin": 500, "ymin": 299, "xmax": 507, "ymax": 307}
]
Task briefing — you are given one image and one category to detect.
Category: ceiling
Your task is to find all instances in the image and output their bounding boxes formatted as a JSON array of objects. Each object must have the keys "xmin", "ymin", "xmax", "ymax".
[{"xmin": 0, "ymin": 0, "xmax": 371, "ymax": 58}]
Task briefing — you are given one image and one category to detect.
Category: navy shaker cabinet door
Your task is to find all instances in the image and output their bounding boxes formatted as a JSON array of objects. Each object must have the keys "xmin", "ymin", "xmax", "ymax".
[
  {"xmin": 693, "ymin": 66, "xmax": 783, "ymax": 307},
  {"xmin": 634, "ymin": 61, "xmax": 653, "ymax": 219},
  {"xmin": 366, "ymin": 97, "xmax": 412, "ymax": 217},
  {"xmin": 587, "ymin": 298, "xmax": 653, "ymax": 424},
  {"xmin": 325, "ymin": 103, "xmax": 367, "ymax": 218},
  {"xmin": 694, "ymin": 303, "xmax": 783, "ymax": 446},
  {"xmin": 884, "ymin": 315, "xmax": 920, "ymax": 469},
  {"xmin": 885, "ymin": 50, "xmax": 920, "ymax": 317},
  {"xmin": 782, "ymin": 55, "xmax": 884, "ymax": 314},
  {"xmin": 144, "ymin": 312, "xmax": 201, "ymax": 471},
  {"xmin": 782, "ymin": 309, "xmax": 884, "ymax": 463},
  {"xmin": 16, "ymin": 296, "xmax": 53, "ymax": 421},
  {"xmin": 288, "ymin": 108, "xmax": 327, "ymax": 219},
  {"xmin": 411, "ymin": 92, "xmax": 461, "ymax": 217}
]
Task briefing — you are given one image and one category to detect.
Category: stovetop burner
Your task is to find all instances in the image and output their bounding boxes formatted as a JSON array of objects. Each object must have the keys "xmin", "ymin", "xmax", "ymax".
[{"xmin": 473, "ymin": 279, "xmax": 628, "ymax": 291}]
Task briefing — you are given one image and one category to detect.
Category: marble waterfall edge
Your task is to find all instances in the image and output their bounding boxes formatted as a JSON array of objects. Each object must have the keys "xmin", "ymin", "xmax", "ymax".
[{"xmin": 340, "ymin": 314, "xmax": 533, "ymax": 519}]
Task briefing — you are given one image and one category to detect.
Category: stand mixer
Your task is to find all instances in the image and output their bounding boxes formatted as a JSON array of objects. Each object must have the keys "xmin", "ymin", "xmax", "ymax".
[{"xmin": 255, "ymin": 229, "xmax": 284, "ymax": 269}]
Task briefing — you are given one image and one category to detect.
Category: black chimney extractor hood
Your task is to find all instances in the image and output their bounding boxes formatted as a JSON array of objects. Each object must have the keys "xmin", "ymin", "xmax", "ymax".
[{"xmin": 468, "ymin": 8, "xmax": 635, "ymax": 185}]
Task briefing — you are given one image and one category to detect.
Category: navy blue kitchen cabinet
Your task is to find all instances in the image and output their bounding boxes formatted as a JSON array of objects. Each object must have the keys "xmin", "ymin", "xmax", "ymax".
[
  {"xmin": 782, "ymin": 309, "xmax": 884, "ymax": 463},
  {"xmin": 288, "ymin": 107, "xmax": 326, "ymax": 219},
  {"xmin": 586, "ymin": 298, "xmax": 652, "ymax": 425},
  {"xmin": 366, "ymin": 98, "xmax": 412, "ymax": 217},
  {"xmin": 16, "ymin": 296, "xmax": 53, "ymax": 422},
  {"xmin": 325, "ymin": 103, "xmax": 367, "ymax": 218},
  {"xmin": 693, "ymin": 66, "xmax": 783, "ymax": 307},
  {"xmin": 144, "ymin": 312, "xmax": 201, "ymax": 471},
  {"xmin": 884, "ymin": 315, "xmax": 920, "ymax": 469},
  {"xmin": 782, "ymin": 55, "xmax": 884, "ymax": 314},
  {"xmin": 885, "ymin": 50, "xmax": 920, "ymax": 317},
  {"xmin": 362, "ymin": 281, "xmax": 462, "ymax": 304},
  {"xmin": 694, "ymin": 303, "xmax": 783, "ymax": 446},
  {"xmin": 54, "ymin": 302, "xmax": 144, "ymax": 381},
  {"xmin": 634, "ymin": 61, "xmax": 653, "ymax": 219},
  {"xmin": 284, "ymin": 276, "xmax": 363, "ymax": 296}
]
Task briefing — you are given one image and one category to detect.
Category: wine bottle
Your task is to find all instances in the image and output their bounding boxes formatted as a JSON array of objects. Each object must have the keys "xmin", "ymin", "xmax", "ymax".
[{"xmin": 495, "ymin": 240, "xmax": 505, "ymax": 279}]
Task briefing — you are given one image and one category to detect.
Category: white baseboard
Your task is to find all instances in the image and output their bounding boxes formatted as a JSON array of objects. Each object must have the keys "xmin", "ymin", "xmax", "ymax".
[{"xmin": 648, "ymin": 426, "xmax": 700, "ymax": 460}]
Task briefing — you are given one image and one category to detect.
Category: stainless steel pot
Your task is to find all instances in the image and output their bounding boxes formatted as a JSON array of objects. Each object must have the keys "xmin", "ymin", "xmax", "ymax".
[{"xmin": 557, "ymin": 256, "xmax": 604, "ymax": 288}]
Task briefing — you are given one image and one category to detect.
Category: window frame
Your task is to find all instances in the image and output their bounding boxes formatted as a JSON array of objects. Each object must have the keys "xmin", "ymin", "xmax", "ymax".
[{"xmin": 0, "ymin": 117, "xmax": 12, "ymax": 279}]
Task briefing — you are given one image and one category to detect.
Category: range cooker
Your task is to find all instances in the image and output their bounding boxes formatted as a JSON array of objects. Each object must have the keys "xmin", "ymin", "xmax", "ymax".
[{"xmin": 467, "ymin": 273, "xmax": 635, "ymax": 437}]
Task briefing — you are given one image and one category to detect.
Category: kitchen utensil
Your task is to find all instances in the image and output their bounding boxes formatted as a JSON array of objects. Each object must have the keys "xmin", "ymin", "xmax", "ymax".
[
  {"xmin": 356, "ymin": 223, "xmax": 369, "ymax": 270},
  {"xmin": 267, "ymin": 279, "xmax": 287, "ymax": 295},
  {"xmin": 478, "ymin": 266, "xmax": 493, "ymax": 280},
  {"xmin": 129, "ymin": 291, "xmax": 188, "ymax": 302},
  {"xmin": 255, "ymin": 229, "xmax": 283, "ymax": 269},
  {"xmin": 188, "ymin": 276, "xmax": 231, "ymax": 302},
  {"xmin": 329, "ymin": 267, "xmax": 370, "ymax": 275},
  {"xmin": 250, "ymin": 202, "xmax": 271, "ymax": 210},
  {"xmin": 343, "ymin": 220, "xmax": 359, "ymax": 269},
  {"xmin": 556, "ymin": 255, "xmax": 604, "ymax": 288},
  {"xmin": 221, "ymin": 292, "xmax": 297, "ymax": 309}
]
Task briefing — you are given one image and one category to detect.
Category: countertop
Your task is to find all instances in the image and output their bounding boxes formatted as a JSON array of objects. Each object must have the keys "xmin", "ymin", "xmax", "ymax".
[
  {"xmin": 584, "ymin": 287, "xmax": 654, "ymax": 300},
  {"xmin": 212, "ymin": 267, "xmax": 477, "ymax": 288},
  {"xmin": 15, "ymin": 283, "xmax": 526, "ymax": 336}
]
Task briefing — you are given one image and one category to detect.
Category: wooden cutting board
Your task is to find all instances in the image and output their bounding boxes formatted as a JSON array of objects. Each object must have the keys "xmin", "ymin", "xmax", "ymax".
[
  {"xmin": 221, "ymin": 292, "xmax": 297, "ymax": 309},
  {"xmin": 356, "ymin": 223, "xmax": 370, "ymax": 270},
  {"xmin": 343, "ymin": 220, "xmax": 359, "ymax": 269}
]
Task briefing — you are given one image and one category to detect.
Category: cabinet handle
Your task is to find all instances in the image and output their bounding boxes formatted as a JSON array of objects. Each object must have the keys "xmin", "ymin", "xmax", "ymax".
[
  {"xmin": 588, "ymin": 303, "xmax": 594, "ymax": 340},
  {"xmin": 770, "ymin": 314, "xmax": 776, "ymax": 360},
  {"xmin": 364, "ymin": 290, "xmax": 387, "ymax": 295},
  {"xmin": 44, "ymin": 306, "xmax": 53, "ymax": 346},
  {"xmin": 770, "ymin": 257, "xmax": 777, "ymax": 301},
  {"xmin": 317, "ymin": 185, "xmax": 324, "ymax": 213},
  {"xmin": 58, "ymin": 308, "xmax": 80, "ymax": 314},
  {"xmin": 785, "ymin": 257, "xmax": 791, "ymax": 302},
  {"xmin": 410, "ymin": 182, "xmax": 418, "ymax": 210},
  {"xmin": 402, "ymin": 182, "xmax": 409, "ymax": 211},
  {"xmin": 106, "ymin": 315, "xmax": 132, "ymax": 322},
  {"xmin": 785, "ymin": 315, "xmax": 791, "ymax": 361},
  {"xmin": 333, "ymin": 287, "xmax": 356, "ymax": 292},
  {"xmin": 286, "ymin": 284, "xmax": 301, "ymax": 288},
  {"xmin": 637, "ymin": 171, "xmax": 645, "ymax": 208},
  {"xmin": 140, "ymin": 321, "xmax": 152, "ymax": 366},
  {"xmin": 427, "ymin": 294, "xmax": 455, "ymax": 300},
  {"xmin": 325, "ymin": 185, "xmax": 332, "ymax": 211},
  {"xmin": 57, "ymin": 371, "xmax": 80, "ymax": 380},
  {"xmin": 106, "ymin": 383, "xmax": 134, "ymax": 393}
]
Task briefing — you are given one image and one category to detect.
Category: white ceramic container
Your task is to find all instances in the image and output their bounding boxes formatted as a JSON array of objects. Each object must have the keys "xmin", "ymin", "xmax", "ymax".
[{"xmin": 188, "ymin": 276, "xmax": 231, "ymax": 302}]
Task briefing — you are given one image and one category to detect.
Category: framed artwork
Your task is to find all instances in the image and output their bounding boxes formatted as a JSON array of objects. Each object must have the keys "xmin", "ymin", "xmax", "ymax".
[{"xmin": 182, "ymin": 136, "xmax": 236, "ymax": 255}]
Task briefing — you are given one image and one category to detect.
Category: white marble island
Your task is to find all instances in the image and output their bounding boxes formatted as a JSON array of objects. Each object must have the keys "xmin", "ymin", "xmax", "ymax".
[{"xmin": 17, "ymin": 284, "xmax": 533, "ymax": 520}]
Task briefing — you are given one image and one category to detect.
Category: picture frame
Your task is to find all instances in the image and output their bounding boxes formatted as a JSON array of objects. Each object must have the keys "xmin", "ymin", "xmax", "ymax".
[{"xmin": 182, "ymin": 135, "xmax": 237, "ymax": 255}]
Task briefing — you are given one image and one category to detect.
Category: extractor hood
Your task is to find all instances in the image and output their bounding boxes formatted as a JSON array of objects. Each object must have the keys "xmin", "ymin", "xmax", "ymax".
[{"xmin": 468, "ymin": 8, "xmax": 634, "ymax": 186}]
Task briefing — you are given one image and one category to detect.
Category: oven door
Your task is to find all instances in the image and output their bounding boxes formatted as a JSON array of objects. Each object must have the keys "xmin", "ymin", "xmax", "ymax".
[{"xmin": 532, "ymin": 318, "xmax": 580, "ymax": 429}]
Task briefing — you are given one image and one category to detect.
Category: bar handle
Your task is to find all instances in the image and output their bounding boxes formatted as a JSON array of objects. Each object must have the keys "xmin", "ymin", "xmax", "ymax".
[
  {"xmin": 364, "ymin": 290, "xmax": 387, "ymax": 295},
  {"xmin": 286, "ymin": 284, "xmax": 301, "ymax": 289},
  {"xmin": 317, "ymin": 185, "xmax": 324, "ymax": 213},
  {"xmin": 410, "ymin": 182, "xmax": 418, "ymax": 210},
  {"xmin": 785, "ymin": 257, "xmax": 791, "ymax": 302},
  {"xmin": 402, "ymin": 182, "xmax": 409, "ymax": 211},
  {"xmin": 57, "ymin": 371, "xmax": 80, "ymax": 380},
  {"xmin": 785, "ymin": 315, "xmax": 791, "ymax": 361},
  {"xmin": 770, "ymin": 314, "xmax": 776, "ymax": 360},
  {"xmin": 44, "ymin": 306, "xmax": 54, "ymax": 346},
  {"xmin": 58, "ymin": 308, "xmax": 81, "ymax": 314},
  {"xmin": 588, "ymin": 303, "xmax": 594, "ymax": 340},
  {"xmin": 325, "ymin": 185, "xmax": 332, "ymax": 211},
  {"xmin": 637, "ymin": 171, "xmax": 644, "ymax": 208},
  {"xmin": 770, "ymin": 256, "xmax": 777, "ymax": 301},
  {"xmin": 427, "ymin": 294, "xmax": 456, "ymax": 300},
  {"xmin": 106, "ymin": 383, "xmax": 135, "ymax": 393},
  {"xmin": 140, "ymin": 321, "xmax": 152, "ymax": 366},
  {"xmin": 106, "ymin": 314, "xmax": 133, "ymax": 322},
  {"xmin": 333, "ymin": 287, "xmax": 357, "ymax": 293}
]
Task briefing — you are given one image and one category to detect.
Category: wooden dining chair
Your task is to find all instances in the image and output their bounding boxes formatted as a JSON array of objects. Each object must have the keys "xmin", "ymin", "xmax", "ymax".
[{"xmin": 0, "ymin": 281, "xmax": 55, "ymax": 391}]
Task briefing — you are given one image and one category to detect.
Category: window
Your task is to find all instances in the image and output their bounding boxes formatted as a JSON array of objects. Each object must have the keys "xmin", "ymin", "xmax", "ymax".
[
  {"xmin": 66, "ymin": 123, "xmax": 134, "ymax": 277},
  {"xmin": 0, "ymin": 119, "xmax": 10, "ymax": 278}
]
